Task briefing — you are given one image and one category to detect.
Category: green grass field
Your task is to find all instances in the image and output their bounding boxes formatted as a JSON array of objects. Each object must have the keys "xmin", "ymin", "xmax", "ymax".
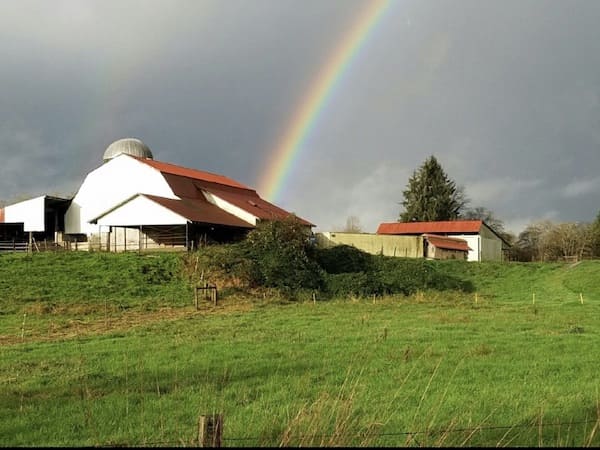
[{"xmin": 1, "ymin": 252, "xmax": 599, "ymax": 447}]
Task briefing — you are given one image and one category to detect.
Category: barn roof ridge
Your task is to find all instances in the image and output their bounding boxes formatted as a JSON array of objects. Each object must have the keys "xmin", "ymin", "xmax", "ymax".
[{"xmin": 134, "ymin": 156, "xmax": 253, "ymax": 191}]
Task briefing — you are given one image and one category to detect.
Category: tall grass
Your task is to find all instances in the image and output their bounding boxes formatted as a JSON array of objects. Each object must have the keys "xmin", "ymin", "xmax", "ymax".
[{"xmin": 1, "ymin": 254, "xmax": 599, "ymax": 446}]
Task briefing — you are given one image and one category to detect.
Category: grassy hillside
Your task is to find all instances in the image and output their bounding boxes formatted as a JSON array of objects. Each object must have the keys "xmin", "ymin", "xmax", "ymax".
[
  {"xmin": 0, "ymin": 252, "xmax": 190, "ymax": 307},
  {"xmin": 1, "ymin": 252, "xmax": 599, "ymax": 447},
  {"xmin": 437, "ymin": 259, "xmax": 600, "ymax": 304}
]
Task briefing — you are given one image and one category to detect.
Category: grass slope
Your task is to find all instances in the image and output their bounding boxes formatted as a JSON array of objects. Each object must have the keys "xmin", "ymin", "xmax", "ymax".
[{"xmin": 0, "ymin": 253, "xmax": 599, "ymax": 447}]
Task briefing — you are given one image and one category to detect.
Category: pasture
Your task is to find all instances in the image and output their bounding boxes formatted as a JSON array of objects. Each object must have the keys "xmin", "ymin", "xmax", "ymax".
[{"xmin": 1, "ymin": 252, "xmax": 599, "ymax": 447}]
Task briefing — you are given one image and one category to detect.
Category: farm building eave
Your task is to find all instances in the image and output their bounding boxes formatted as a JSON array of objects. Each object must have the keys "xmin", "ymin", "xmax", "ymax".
[
  {"xmin": 88, "ymin": 193, "xmax": 254, "ymax": 229},
  {"xmin": 423, "ymin": 234, "xmax": 471, "ymax": 252},
  {"xmin": 133, "ymin": 155, "xmax": 314, "ymax": 227}
]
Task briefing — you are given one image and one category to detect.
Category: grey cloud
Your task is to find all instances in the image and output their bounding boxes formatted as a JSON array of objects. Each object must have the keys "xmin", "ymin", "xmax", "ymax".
[{"xmin": 562, "ymin": 178, "xmax": 600, "ymax": 198}]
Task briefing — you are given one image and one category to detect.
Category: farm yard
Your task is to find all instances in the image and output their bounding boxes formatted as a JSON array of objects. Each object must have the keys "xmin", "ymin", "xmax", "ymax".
[{"xmin": 1, "ymin": 251, "xmax": 599, "ymax": 447}]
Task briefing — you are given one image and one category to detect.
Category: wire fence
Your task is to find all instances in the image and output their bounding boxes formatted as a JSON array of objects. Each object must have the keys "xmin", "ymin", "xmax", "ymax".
[{"xmin": 90, "ymin": 417, "xmax": 600, "ymax": 447}]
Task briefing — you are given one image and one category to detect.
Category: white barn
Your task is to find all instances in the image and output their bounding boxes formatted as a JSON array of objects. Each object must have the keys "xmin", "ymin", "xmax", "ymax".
[
  {"xmin": 1, "ymin": 138, "xmax": 312, "ymax": 251},
  {"xmin": 0, "ymin": 195, "xmax": 70, "ymax": 250}
]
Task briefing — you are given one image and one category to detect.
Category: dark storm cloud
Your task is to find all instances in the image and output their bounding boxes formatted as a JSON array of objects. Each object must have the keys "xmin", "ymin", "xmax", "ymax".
[
  {"xmin": 1, "ymin": 0, "xmax": 599, "ymax": 234},
  {"xmin": 279, "ymin": 0, "xmax": 600, "ymax": 233}
]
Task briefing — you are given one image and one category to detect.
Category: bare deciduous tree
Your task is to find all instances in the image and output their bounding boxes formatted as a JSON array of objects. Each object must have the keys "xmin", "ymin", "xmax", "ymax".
[
  {"xmin": 545, "ymin": 222, "xmax": 592, "ymax": 260},
  {"xmin": 514, "ymin": 220, "xmax": 593, "ymax": 261},
  {"xmin": 343, "ymin": 216, "xmax": 363, "ymax": 233}
]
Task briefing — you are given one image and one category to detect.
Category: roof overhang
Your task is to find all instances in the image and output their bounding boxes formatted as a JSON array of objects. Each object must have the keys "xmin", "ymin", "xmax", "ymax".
[
  {"xmin": 90, "ymin": 194, "xmax": 254, "ymax": 229},
  {"xmin": 423, "ymin": 233, "xmax": 471, "ymax": 252}
]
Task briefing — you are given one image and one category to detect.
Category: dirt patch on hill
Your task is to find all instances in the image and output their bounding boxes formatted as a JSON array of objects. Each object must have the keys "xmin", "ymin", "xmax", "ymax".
[{"xmin": 0, "ymin": 299, "xmax": 255, "ymax": 346}]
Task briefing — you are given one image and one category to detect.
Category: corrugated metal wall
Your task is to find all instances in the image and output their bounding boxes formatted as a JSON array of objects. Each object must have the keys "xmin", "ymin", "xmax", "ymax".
[{"xmin": 316, "ymin": 232, "xmax": 424, "ymax": 258}]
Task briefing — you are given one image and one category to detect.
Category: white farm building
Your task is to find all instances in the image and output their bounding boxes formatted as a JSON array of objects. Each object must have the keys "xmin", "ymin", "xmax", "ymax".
[
  {"xmin": 0, "ymin": 138, "xmax": 312, "ymax": 252},
  {"xmin": 376, "ymin": 220, "xmax": 509, "ymax": 262}
]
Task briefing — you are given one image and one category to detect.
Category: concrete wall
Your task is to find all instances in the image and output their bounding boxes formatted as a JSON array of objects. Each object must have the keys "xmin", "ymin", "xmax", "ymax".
[{"xmin": 316, "ymin": 232, "xmax": 423, "ymax": 258}]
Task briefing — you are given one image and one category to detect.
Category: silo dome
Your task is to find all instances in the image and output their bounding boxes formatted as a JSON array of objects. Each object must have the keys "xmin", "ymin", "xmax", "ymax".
[{"xmin": 103, "ymin": 138, "xmax": 154, "ymax": 162}]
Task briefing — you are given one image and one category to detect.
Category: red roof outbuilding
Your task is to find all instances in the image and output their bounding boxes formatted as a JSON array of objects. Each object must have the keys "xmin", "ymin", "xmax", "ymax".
[{"xmin": 377, "ymin": 220, "xmax": 483, "ymax": 235}]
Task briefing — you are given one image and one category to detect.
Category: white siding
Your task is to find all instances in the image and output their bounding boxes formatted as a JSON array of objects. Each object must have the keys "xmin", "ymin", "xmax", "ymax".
[
  {"xmin": 95, "ymin": 196, "xmax": 187, "ymax": 226},
  {"xmin": 4, "ymin": 196, "xmax": 46, "ymax": 232},
  {"xmin": 65, "ymin": 155, "xmax": 177, "ymax": 235},
  {"xmin": 450, "ymin": 234, "xmax": 480, "ymax": 261},
  {"xmin": 454, "ymin": 230, "xmax": 503, "ymax": 261},
  {"xmin": 202, "ymin": 191, "xmax": 256, "ymax": 225}
]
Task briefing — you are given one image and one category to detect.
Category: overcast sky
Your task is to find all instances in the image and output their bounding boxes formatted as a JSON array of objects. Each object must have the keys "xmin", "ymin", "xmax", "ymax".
[{"xmin": 1, "ymin": 0, "xmax": 599, "ymax": 235}]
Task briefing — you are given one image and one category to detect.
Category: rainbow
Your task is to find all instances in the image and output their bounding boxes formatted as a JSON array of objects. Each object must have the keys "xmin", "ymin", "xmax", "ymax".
[{"xmin": 258, "ymin": 0, "xmax": 392, "ymax": 202}]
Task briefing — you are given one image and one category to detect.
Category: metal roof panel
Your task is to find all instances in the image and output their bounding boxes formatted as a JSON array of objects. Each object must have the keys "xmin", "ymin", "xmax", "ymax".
[
  {"xmin": 377, "ymin": 220, "xmax": 483, "ymax": 235},
  {"xmin": 423, "ymin": 234, "xmax": 471, "ymax": 252}
]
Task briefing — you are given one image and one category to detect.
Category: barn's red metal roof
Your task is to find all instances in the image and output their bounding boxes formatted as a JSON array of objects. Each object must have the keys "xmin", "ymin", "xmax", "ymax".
[
  {"xmin": 134, "ymin": 157, "xmax": 313, "ymax": 227},
  {"xmin": 138, "ymin": 158, "xmax": 251, "ymax": 190},
  {"xmin": 142, "ymin": 195, "xmax": 254, "ymax": 228},
  {"xmin": 205, "ymin": 188, "xmax": 314, "ymax": 227},
  {"xmin": 423, "ymin": 234, "xmax": 471, "ymax": 252},
  {"xmin": 377, "ymin": 220, "xmax": 483, "ymax": 235}
]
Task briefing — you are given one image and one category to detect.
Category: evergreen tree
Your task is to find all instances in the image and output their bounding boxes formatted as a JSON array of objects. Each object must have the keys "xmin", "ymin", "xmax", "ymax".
[{"xmin": 399, "ymin": 155, "xmax": 466, "ymax": 222}]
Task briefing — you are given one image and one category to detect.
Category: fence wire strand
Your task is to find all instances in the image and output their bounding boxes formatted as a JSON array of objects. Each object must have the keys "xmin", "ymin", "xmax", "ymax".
[{"xmin": 92, "ymin": 417, "xmax": 599, "ymax": 447}]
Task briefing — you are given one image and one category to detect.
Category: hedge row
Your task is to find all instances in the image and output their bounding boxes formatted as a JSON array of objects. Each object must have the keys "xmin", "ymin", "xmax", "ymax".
[{"xmin": 188, "ymin": 231, "xmax": 473, "ymax": 299}]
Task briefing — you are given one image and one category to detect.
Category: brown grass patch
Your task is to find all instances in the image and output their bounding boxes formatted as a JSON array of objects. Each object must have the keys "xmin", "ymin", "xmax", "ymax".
[{"xmin": 0, "ymin": 297, "xmax": 256, "ymax": 346}]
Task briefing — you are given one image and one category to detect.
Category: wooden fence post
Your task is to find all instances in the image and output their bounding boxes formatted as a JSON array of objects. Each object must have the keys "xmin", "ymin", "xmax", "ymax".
[
  {"xmin": 194, "ymin": 284, "xmax": 218, "ymax": 309},
  {"xmin": 198, "ymin": 414, "xmax": 223, "ymax": 447}
]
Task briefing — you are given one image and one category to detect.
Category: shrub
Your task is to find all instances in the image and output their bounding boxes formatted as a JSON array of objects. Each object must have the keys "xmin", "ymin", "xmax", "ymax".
[
  {"xmin": 373, "ymin": 257, "xmax": 474, "ymax": 295},
  {"xmin": 243, "ymin": 217, "xmax": 324, "ymax": 294},
  {"xmin": 184, "ymin": 243, "xmax": 252, "ymax": 288},
  {"xmin": 313, "ymin": 245, "xmax": 373, "ymax": 274},
  {"xmin": 323, "ymin": 272, "xmax": 384, "ymax": 297},
  {"xmin": 184, "ymin": 226, "xmax": 473, "ymax": 299}
]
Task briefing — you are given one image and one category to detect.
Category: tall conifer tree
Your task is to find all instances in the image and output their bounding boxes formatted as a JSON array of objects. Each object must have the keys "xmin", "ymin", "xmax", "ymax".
[{"xmin": 399, "ymin": 155, "xmax": 466, "ymax": 222}]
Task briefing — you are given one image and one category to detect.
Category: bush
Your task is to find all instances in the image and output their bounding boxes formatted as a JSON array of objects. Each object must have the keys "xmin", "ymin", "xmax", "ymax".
[
  {"xmin": 243, "ymin": 217, "xmax": 324, "ymax": 294},
  {"xmin": 323, "ymin": 272, "xmax": 384, "ymax": 297},
  {"xmin": 184, "ymin": 226, "xmax": 474, "ymax": 299},
  {"xmin": 373, "ymin": 257, "xmax": 474, "ymax": 295},
  {"xmin": 313, "ymin": 245, "xmax": 373, "ymax": 274},
  {"xmin": 184, "ymin": 243, "xmax": 252, "ymax": 288}
]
